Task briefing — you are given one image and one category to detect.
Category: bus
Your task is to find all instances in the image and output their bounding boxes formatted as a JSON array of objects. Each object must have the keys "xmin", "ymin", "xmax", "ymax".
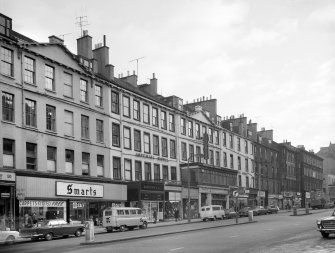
[{"xmin": 102, "ymin": 207, "xmax": 148, "ymax": 232}]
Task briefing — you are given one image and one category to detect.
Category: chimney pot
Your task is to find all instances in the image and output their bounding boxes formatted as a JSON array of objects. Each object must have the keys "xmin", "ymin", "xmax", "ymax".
[{"xmin": 103, "ymin": 35, "xmax": 106, "ymax": 46}]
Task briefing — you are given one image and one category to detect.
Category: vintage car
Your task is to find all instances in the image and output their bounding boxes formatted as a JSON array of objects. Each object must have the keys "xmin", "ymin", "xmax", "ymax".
[
  {"xmin": 224, "ymin": 208, "xmax": 237, "ymax": 219},
  {"xmin": 267, "ymin": 205, "xmax": 279, "ymax": 214},
  {"xmin": 253, "ymin": 206, "xmax": 268, "ymax": 215},
  {"xmin": 239, "ymin": 207, "xmax": 257, "ymax": 217},
  {"xmin": 316, "ymin": 210, "xmax": 335, "ymax": 238},
  {"xmin": 19, "ymin": 219, "xmax": 85, "ymax": 241},
  {"xmin": 0, "ymin": 229, "xmax": 20, "ymax": 245}
]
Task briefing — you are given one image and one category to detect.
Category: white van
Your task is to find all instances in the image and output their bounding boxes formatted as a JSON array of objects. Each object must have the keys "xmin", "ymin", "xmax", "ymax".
[
  {"xmin": 200, "ymin": 205, "xmax": 225, "ymax": 221},
  {"xmin": 102, "ymin": 207, "xmax": 148, "ymax": 232}
]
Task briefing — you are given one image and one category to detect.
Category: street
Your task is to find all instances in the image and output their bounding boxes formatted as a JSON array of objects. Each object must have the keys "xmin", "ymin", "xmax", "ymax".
[{"xmin": 1, "ymin": 209, "xmax": 333, "ymax": 253}]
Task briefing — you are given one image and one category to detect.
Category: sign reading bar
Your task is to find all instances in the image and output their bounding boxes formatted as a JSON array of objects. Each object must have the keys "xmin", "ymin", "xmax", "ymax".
[{"xmin": 56, "ymin": 181, "xmax": 103, "ymax": 198}]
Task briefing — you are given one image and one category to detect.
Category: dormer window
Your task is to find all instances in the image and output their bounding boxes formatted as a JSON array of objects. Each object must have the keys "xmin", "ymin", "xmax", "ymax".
[{"xmin": 0, "ymin": 14, "xmax": 12, "ymax": 37}]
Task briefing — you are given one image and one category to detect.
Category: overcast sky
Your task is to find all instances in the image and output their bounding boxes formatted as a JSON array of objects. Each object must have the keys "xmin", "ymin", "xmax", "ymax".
[{"xmin": 1, "ymin": 0, "xmax": 334, "ymax": 152}]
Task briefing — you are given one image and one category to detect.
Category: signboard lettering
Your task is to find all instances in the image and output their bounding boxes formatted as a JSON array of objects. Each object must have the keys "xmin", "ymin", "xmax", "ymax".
[
  {"xmin": 56, "ymin": 181, "xmax": 103, "ymax": 198},
  {"xmin": 0, "ymin": 172, "xmax": 15, "ymax": 182},
  {"xmin": 19, "ymin": 200, "xmax": 65, "ymax": 207}
]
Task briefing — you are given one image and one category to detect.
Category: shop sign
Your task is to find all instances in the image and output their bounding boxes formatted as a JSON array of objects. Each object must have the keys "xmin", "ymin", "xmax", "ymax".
[
  {"xmin": 1, "ymin": 193, "xmax": 10, "ymax": 198},
  {"xmin": 305, "ymin": 192, "xmax": 310, "ymax": 199},
  {"xmin": 258, "ymin": 191, "xmax": 265, "ymax": 197},
  {"xmin": 283, "ymin": 191, "xmax": 293, "ymax": 197},
  {"xmin": 56, "ymin": 181, "xmax": 103, "ymax": 198},
  {"xmin": 141, "ymin": 182, "xmax": 164, "ymax": 191},
  {"xmin": 72, "ymin": 202, "xmax": 85, "ymax": 209},
  {"xmin": 0, "ymin": 171, "xmax": 15, "ymax": 182},
  {"xmin": 135, "ymin": 153, "xmax": 169, "ymax": 162},
  {"xmin": 141, "ymin": 192, "xmax": 164, "ymax": 201},
  {"xmin": 19, "ymin": 200, "xmax": 65, "ymax": 207},
  {"xmin": 278, "ymin": 195, "xmax": 283, "ymax": 199},
  {"xmin": 268, "ymin": 194, "xmax": 278, "ymax": 199}
]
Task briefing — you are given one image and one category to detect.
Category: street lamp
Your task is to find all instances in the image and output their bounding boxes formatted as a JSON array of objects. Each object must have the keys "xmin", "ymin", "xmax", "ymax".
[
  {"xmin": 187, "ymin": 156, "xmax": 192, "ymax": 223},
  {"xmin": 16, "ymin": 188, "xmax": 25, "ymax": 229}
]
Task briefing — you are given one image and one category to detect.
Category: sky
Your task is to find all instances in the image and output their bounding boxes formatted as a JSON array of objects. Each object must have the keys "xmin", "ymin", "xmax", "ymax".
[{"xmin": 1, "ymin": 0, "xmax": 334, "ymax": 152}]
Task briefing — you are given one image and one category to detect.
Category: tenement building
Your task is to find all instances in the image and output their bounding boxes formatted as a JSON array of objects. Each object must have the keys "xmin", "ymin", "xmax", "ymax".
[{"xmin": 0, "ymin": 13, "xmax": 324, "ymax": 230}]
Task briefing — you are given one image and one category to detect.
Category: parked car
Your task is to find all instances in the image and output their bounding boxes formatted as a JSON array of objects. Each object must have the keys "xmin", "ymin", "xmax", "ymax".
[
  {"xmin": 267, "ymin": 205, "xmax": 279, "ymax": 214},
  {"xmin": 225, "ymin": 208, "xmax": 237, "ymax": 219},
  {"xmin": 253, "ymin": 206, "xmax": 268, "ymax": 215},
  {"xmin": 200, "ymin": 205, "xmax": 225, "ymax": 221},
  {"xmin": 19, "ymin": 219, "xmax": 85, "ymax": 241},
  {"xmin": 316, "ymin": 209, "xmax": 335, "ymax": 238},
  {"xmin": 0, "ymin": 229, "xmax": 20, "ymax": 245},
  {"xmin": 324, "ymin": 202, "xmax": 335, "ymax": 209},
  {"xmin": 239, "ymin": 207, "xmax": 257, "ymax": 217}
]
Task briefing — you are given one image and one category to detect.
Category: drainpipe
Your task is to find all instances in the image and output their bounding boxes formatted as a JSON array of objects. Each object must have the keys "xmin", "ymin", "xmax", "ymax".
[{"xmin": 19, "ymin": 46, "xmax": 24, "ymax": 125}]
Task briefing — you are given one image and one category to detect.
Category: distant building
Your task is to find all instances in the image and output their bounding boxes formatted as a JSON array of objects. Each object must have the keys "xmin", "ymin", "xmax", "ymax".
[
  {"xmin": 296, "ymin": 146, "xmax": 323, "ymax": 207},
  {"xmin": 317, "ymin": 142, "xmax": 335, "ymax": 201}
]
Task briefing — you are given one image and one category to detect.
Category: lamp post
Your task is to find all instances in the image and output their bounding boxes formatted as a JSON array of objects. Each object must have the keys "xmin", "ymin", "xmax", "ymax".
[
  {"xmin": 16, "ymin": 188, "xmax": 25, "ymax": 229},
  {"xmin": 187, "ymin": 156, "xmax": 191, "ymax": 223}
]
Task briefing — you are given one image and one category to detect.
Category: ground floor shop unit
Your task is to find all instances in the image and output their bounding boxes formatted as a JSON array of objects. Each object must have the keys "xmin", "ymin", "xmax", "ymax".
[
  {"xmin": 14, "ymin": 172, "xmax": 127, "ymax": 229},
  {"xmin": 0, "ymin": 171, "xmax": 16, "ymax": 230}
]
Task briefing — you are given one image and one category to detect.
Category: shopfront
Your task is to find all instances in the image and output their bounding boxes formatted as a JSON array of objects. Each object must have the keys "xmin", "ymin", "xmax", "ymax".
[
  {"xmin": 0, "ymin": 171, "xmax": 16, "ymax": 230},
  {"xmin": 165, "ymin": 185, "xmax": 182, "ymax": 220},
  {"xmin": 282, "ymin": 191, "xmax": 293, "ymax": 209},
  {"xmin": 127, "ymin": 181, "xmax": 164, "ymax": 222},
  {"xmin": 182, "ymin": 187, "xmax": 199, "ymax": 219},
  {"xmin": 199, "ymin": 186, "xmax": 228, "ymax": 210},
  {"xmin": 247, "ymin": 188, "xmax": 258, "ymax": 208},
  {"xmin": 257, "ymin": 190, "xmax": 266, "ymax": 207},
  {"xmin": 268, "ymin": 194, "xmax": 279, "ymax": 207},
  {"xmin": 16, "ymin": 176, "xmax": 127, "ymax": 227}
]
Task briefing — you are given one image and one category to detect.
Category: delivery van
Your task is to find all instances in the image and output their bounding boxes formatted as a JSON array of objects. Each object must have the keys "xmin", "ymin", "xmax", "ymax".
[
  {"xmin": 200, "ymin": 205, "xmax": 225, "ymax": 221},
  {"xmin": 102, "ymin": 207, "xmax": 148, "ymax": 232}
]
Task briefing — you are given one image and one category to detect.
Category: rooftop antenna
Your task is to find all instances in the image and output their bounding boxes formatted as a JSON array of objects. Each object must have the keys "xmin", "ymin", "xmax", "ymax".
[
  {"xmin": 130, "ymin": 56, "xmax": 145, "ymax": 82},
  {"xmin": 58, "ymin": 33, "xmax": 72, "ymax": 40},
  {"xmin": 76, "ymin": 15, "xmax": 89, "ymax": 37}
]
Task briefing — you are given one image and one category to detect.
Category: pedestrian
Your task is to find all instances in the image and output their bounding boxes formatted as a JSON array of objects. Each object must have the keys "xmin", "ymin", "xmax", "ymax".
[
  {"xmin": 32, "ymin": 212, "xmax": 38, "ymax": 225},
  {"xmin": 153, "ymin": 209, "xmax": 157, "ymax": 224},
  {"xmin": 174, "ymin": 209, "xmax": 179, "ymax": 222}
]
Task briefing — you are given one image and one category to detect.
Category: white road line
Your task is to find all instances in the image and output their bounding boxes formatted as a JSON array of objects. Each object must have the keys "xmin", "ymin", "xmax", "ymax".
[
  {"xmin": 169, "ymin": 247, "xmax": 184, "ymax": 251},
  {"xmin": 230, "ymin": 235, "xmax": 240, "ymax": 238},
  {"xmin": 265, "ymin": 228, "xmax": 273, "ymax": 231}
]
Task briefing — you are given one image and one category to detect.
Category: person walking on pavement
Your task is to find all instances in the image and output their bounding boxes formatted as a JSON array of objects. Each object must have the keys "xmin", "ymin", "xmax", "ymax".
[
  {"xmin": 174, "ymin": 209, "xmax": 179, "ymax": 222},
  {"xmin": 153, "ymin": 209, "xmax": 157, "ymax": 224}
]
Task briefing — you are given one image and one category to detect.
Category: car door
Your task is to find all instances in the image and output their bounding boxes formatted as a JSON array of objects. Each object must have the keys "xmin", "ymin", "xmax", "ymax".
[{"xmin": 59, "ymin": 220, "xmax": 71, "ymax": 236}]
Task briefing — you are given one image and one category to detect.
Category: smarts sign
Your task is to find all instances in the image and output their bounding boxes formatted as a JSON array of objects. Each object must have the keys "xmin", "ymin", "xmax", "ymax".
[{"xmin": 56, "ymin": 181, "xmax": 103, "ymax": 198}]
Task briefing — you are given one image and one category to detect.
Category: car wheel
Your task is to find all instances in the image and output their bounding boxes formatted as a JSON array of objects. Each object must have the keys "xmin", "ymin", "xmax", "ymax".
[
  {"xmin": 45, "ymin": 233, "xmax": 53, "ymax": 241},
  {"xmin": 321, "ymin": 232, "xmax": 329, "ymax": 238},
  {"xmin": 140, "ymin": 221, "xmax": 148, "ymax": 229},
  {"xmin": 75, "ymin": 229, "xmax": 82, "ymax": 237},
  {"xmin": 5, "ymin": 235, "xmax": 15, "ymax": 245},
  {"xmin": 119, "ymin": 225, "xmax": 126, "ymax": 232}
]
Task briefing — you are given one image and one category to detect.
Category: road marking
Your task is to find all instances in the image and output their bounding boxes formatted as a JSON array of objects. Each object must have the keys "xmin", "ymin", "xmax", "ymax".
[
  {"xmin": 230, "ymin": 235, "xmax": 240, "ymax": 238},
  {"xmin": 265, "ymin": 228, "xmax": 273, "ymax": 231},
  {"xmin": 169, "ymin": 247, "xmax": 184, "ymax": 251}
]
